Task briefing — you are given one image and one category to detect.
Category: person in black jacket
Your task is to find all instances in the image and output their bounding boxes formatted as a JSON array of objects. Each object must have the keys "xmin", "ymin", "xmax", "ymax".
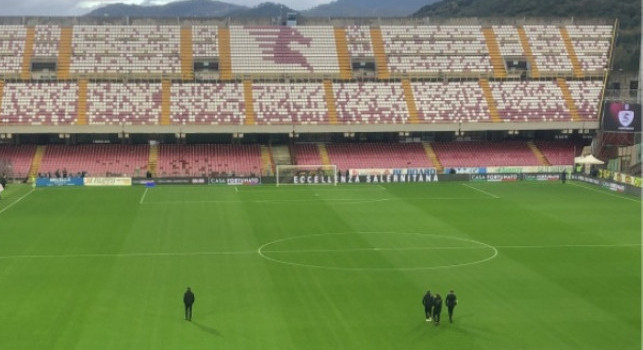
[
  {"xmin": 183, "ymin": 287, "xmax": 195, "ymax": 321},
  {"xmin": 422, "ymin": 290, "xmax": 434, "ymax": 322},
  {"xmin": 445, "ymin": 290, "xmax": 458, "ymax": 323},
  {"xmin": 0, "ymin": 174, "xmax": 6, "ymax": 199},
  {"xmin": 432, "ymin": 294, "xmax": 443, "ymax": 325}
]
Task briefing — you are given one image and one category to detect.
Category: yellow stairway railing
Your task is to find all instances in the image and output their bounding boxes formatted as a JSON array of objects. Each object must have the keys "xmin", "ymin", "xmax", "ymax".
[
  {"xmin": 21, "ymin": 27, "xmax": 35, "ymax": 80},
  {"xmin": 479, "ymin": 78, "xmax": 501, "ymax": 123},
  {"xmin": 482, "ymin": 27, "xmax": 507, "ymax": 79},
  {"xmin": 369, "ymin": 27, "xmax": 390, "ymax": 80},
  {"xmin": 517, "ymin": 26, "xmax": 539, "ymax": 78},
  {"xmin": 323, "ymin": 80, "xmax": 338, "ymax": 125},
  {"xmin": 57, "ymin": 27, "xmax": 73, "ymax": 80}
]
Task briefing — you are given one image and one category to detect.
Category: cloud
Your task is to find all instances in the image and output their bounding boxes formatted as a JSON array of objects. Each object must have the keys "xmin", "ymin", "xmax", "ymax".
[{"xmin": 0, "ymin": 0, "xmax": 333, "ymax": 15}]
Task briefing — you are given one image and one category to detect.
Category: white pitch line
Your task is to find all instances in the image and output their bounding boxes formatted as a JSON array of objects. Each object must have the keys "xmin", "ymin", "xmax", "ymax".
[
  {"xmin": 0, "ymin": 242, "xmax": 637, "ymax": 261},
  {"xmin": 0, "ymin": 250, "xmax": 258, "ymax": 260},
  {"xmin": 235, "ymin": 186, "xmax": 239, "ymax": 193},
  {"xmin": 462, "ymin": 183, "xmax": 500, "ymax": 198},
  {"xmin": 495, "ymin": 243, "xmax": 641, "ymax": 249},
  {"xmin": 262, "ymin": 243, "xmax": 640, "ymax": 255},
  {"xmin": 569, "ymin": 182, "xmax": 641, "ymax": 203},
  {"xmin": 139, "ymin": 187, "xmax": 149, "ymax": 204},
  {"xmin": 0, "ymin": 189, "xmax": 35, "ymax": 216},
  {"xmin": 263, "ymin": 246, "xmax": 491, "ymax": 254}
]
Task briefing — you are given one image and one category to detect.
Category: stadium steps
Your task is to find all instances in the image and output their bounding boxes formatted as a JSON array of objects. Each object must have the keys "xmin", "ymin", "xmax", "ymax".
[
  {"xmin": 57, "ymin": 27, "xmax": 73, "ymax": 80},
  {"xmin": 422, "ymin": 142, "xmax": 443, "ymax": 173},
  {"xmin": 76, "ymin": 79, "xmax": 88, "ymax": 126},
  {"xmin": 556, "ymin": 78, "xmax": 581, "ymax": 122},
  {"xmin": 180, "ymin": 27, "xmax": 194, "ymax": 80},
  {"xmin": 271, "ymin": 145, "xmax": 292, "ymax": 166},
  {"xmin": 217, "ymin": 27, "xmax": 233, "ymax": 80},
  {"xmin": 559, "ymin": 27, "xmax": 584, "ymax": 79},
  {"xmin": 20, "ymin": 27, "xmax": 35, "ymax": 80},
  {"xmin": 260, "ymin": 145, "xmax": 275, "ymax": 176},
  {"xmin": 516, "ymin": 26, "xmax": 540, "ymax": 79},
  {"xmin": 317, "ymin": 144, "xmax": 332, "ymax": 166},
  {"xmin": 333, "ymin": 28, "xmax": 353, "ymax": 80},
  {"xmin": 527, "ymin": 141, "xmax": 551, "ymax": 166},
  {"xmin": 161, "ymin": 80, "xmax": 172, "ymax": 126},
  {"xmin": 27, "ymin": 145, "xmax": 46, "ymax": 181},
  {"xmin": 482, "ymin": 27, "xmax": 508, "ymax": 79},
  {"xmin": 478, "ymin": 78, "xmax": 501, "ymax": 123},
  {"xmin": 401, "ymin": 79, "xmax": 419, "ymax": 124},
  {"xmin": 147, "ymin": 143, "xmax": 159, "ymax": 176},
  {"xmin": 323, "ymin": 80, "xmax": 338, "ymax": 125},
  {"xmin": 0, "ymin": 81, "xmax": 3, "ymax": 112},
  {"xmin": 369, "ymin": 28, "xmax": 390, "ymax": 79},
  {"xmin": 243, "ymin": 80, "xmax": 256, "ymax": 125}
]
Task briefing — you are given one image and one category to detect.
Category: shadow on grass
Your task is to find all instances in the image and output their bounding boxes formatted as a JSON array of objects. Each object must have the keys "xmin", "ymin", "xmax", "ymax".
[{"xmin": 191, "ymin": 320, "xmax": 222, "ymax": 337}]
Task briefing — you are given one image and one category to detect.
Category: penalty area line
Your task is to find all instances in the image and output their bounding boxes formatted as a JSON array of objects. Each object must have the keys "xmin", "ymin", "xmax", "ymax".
[
  {"xmin": 569, "ymin": 182, "xmax": 640, "ymax": 203},
  {"xmin": 462, "ymin": 184, "xmax": 500, "ymax": 199},
  {"xmin": 0, "ymin": 188, "xmax": 35, "ymax": 216},
  {"xmin": 139, "ymin": 187, "xmax": 149, "ymax": 204}
]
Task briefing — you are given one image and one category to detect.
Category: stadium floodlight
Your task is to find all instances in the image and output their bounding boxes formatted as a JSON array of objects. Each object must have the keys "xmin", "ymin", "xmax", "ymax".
[{"xmin": 276, "ymin": 164, "xmax": 337, "ymax": 186}]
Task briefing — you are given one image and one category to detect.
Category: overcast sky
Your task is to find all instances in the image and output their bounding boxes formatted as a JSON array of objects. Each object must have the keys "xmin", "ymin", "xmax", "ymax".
[{"xmin": 0, "ymin": 0, "xmax": 333, "ymax": 16}]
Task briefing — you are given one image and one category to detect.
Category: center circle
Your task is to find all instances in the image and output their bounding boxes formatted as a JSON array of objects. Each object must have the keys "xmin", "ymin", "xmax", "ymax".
[{"xmin": 257, "ymin": 232, "xmax": 497, "ymax": 271}]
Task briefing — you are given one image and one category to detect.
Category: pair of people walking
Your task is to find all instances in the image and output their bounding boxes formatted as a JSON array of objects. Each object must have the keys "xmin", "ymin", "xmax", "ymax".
[{"xmin": 422, "ymin": 289, "xmax": 457, "ymax": 325}]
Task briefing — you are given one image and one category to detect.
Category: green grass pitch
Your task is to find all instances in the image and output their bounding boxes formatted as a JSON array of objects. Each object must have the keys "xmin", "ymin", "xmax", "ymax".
[{"xmin": 0, "ymin": 181, "xmax": 640, "ymax": 349}]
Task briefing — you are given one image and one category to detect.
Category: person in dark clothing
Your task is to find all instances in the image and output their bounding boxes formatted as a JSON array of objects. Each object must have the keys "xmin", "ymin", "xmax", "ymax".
[
  {"xmin": 0, "ymin": 174, "xmax": 6, "ymax": 199},
  {"xmin": 561, "ymin": 171, "xmax": 567, "ymax": 184},
  {"xmin": 432, "ymin": 294, "xmax": 443, "ymax": 325},
  {"xmin": 183, "ymin": 287, "xmax": 195, "ymax": 321},
  {"xmin": 445, "ymin": 290, "xmax": 458, "ymax": 323},
  {"xmin": 422, "ymin": 290, "xmax": 434, "ymax": 322}
]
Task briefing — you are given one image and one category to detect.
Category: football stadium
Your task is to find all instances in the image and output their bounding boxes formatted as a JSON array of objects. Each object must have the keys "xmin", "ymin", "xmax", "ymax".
[{"xmin": 0, "ymin": 10, "xmax": 640, "ymax": 350}]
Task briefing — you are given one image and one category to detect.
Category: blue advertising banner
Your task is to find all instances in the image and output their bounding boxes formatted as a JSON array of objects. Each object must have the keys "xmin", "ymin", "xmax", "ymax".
[{"xmin": 36, "ymin": 177, "xmax": 85, "ymax": 187}]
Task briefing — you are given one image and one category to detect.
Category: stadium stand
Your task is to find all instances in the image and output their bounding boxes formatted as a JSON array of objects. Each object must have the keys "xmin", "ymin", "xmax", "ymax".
[
  {"xmin": 170, "ymin": 82, "xmax": 245, "ymax": 125},
  {"xmin": 0, "ymin": 82, "xmax": 77, "ymax": 125},
  {"xmin": 0, "ymin": 25, "xmax": 26, "ymax": 76},
  {"xmin": 326, "ymin": 143, "xmax": 433, "ymax": 170},
  {"xmin": 0, "ymin": 144, "xmax": 37, "ymax": 178},
  {"xmin": 157, "ymin": 144, "xmax": 262, "ymax": 177},
  {"xmin": 432, "ymin": 141, "xmax": 541, "ymax": 167},
  {"xmin": 253, "ymin": 82, "xmax": 328, "ymax": 125},
  {"xmin": 87, "ymin": 82, "xmax": 162, "ymax": 126},
  {"xmin": 334, "ymin": 81, "xmax": 409, "ymax": 124},
  {"xmin": 533, "ymin": 140, "xmax": 579, "ymax": 165},
  {"xmin": 70, "ymin": 25, "xmax": 181, "ymax": 77},
  {"xmin": 192, "ymin": 25, "xmax": 219, "ymax": 57},
  {"xmin": 38, "ymin": 144, "xmax": 149, "ymax": 177},
  {"xmin": 345, "ymin": 25, "xmax": 374, "ymax": 58},
  {"xmin": 381, "ymin": 25, "xmax": 492, "ymax": 76},
  {"xmin": 411, "ymin": 81, "xmax": 490, "ymax": 123},
  {"xmin": 0, "ymin": 19, "xmax": 618, "ymax": 180},
  {"xmin": 33, "ymin": 25, "xmax": 61, "ymax": 57},
  {"xmin": 490, "ymin": 80, "xmax": 570, "ymax": 122},
  {"xmin": 229, "ymin": 25, "xmax": 340, "ymax": 76},
  {"xmin": 523, "ymin": 25, "xmax": 574, "ymax": 75}
]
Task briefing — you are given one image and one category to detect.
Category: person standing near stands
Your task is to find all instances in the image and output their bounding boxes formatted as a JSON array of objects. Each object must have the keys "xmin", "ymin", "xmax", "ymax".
[
  {"xmin": 432, "ymin": 293, "xmax": 443, "ymax": 325},
  {"xmin": 561, "ymin": 170, "xmax": 567, "ymax": 184},
  {"xmin": 0, "ymin": 174, "xmax": 6, "ymax": 199},
  {"xmin": 183, "ymin": 287, "xmax": 195, "ymax": 321},
  {"xmin": 445, "ymin": 290, "xmax": 458, "ymax": 323},
  {"xmin": 422, "ymin": 290, "xmax": 434, "ymax": 322}
]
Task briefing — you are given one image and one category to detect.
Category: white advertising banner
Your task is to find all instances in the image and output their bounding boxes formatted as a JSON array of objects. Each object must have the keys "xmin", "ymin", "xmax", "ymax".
[{"xmin": 84, "ymin": 177, "xmax": 132, "ymax": 187}]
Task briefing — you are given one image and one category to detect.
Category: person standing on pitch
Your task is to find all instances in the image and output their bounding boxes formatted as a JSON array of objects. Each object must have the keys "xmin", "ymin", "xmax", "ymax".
[
  {"xmin": 432, "ymin": 293, "xmax": 443, "ymax": 325},
  {"xmin": 183, "ymin": 287, "xmax": 195, "ymax": 321},
  {"xmin": 445, "ymin": 290, "xmax": 458, "ymax": 323},
  {"xmin": 422, "ymin": 290, "xmax": 434, "ymax": 322}
]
